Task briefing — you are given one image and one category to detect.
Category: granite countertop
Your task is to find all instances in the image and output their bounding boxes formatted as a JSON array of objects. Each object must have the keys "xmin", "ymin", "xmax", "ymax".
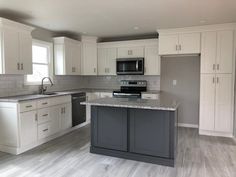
[
  {"xmin": 0, "ymin": 88, "xmax": 160, "ymax": 103},
  {"xmin": 81, "ymin": 93, "xmax": 179, "ymax": 111}
]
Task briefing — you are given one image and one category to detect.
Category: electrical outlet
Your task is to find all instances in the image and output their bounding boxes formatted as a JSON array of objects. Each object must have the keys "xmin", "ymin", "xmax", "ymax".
[{"xmin": 173, "ymin": 80, "xmax": 177, "ymax": 86}]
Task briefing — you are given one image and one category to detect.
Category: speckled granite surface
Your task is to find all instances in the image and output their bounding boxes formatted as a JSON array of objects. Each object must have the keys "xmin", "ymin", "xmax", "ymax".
[
  {"xmin": 0, "ymin": 88, "xmax": 160, "ymax": 103},
  {"xmin": 81, "ymin": 93, "xmax": 179, "ymax": 111}
]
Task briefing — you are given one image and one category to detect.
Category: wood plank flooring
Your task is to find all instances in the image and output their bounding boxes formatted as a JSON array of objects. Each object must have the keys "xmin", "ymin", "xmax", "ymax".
[{"xmin": 0, "ymin": 125, "xmax": 235, "ymax": 177}]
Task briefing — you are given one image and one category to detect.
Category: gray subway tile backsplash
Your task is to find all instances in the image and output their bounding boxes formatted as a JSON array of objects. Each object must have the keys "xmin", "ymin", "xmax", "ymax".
[{"xmin": 0, "ymin": 75, "xmax": 160, "ymax": 97}]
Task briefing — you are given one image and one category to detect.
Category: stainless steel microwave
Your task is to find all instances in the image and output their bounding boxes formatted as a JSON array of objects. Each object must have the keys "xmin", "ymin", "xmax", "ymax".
[{"xmin": 116, "ymin": 58, "xmax": 144, "ymax": 75}]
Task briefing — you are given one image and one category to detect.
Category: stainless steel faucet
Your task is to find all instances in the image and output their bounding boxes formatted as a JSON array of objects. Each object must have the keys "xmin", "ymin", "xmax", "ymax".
[{"xmin": 39, "ymin": 77, "xmax": 54, "ymax": 94}]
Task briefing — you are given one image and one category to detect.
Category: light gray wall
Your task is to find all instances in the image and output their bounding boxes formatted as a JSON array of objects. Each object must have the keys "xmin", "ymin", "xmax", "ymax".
[{"xmin": 160, "ymin": 56, "xmax": 200, "ymax": 126}]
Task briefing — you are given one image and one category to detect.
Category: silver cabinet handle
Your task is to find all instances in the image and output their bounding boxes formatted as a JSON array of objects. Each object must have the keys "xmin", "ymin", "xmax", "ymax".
[
  {"xmin": 216, "ymin": 77, "xmax": 219, "ymax": 83},
  {"xmin": 21, "ymin": 63, "xmax": 23, "ymax": 70},
  {"xmin": 43, "ymin": 128, "xmax": 48, "ymax": 132},
  {"xmin": 179, "ymin": 45, "xmax": 181, "ymax": 51},
  {"xmin": 94, "ymin": 68, "xmax": 96, "ymax": 73},
  {"xmin": 35, "ymin": 114, "xmax": 38, "ymax": 121},
  {"xmin": 26, "ymin": 105, "xmax": 32, "ymax": 108},
  {"xmin": 217, "ymin": 64, "xmax": 219, "ymax": 70},
  {"xmin": 42, "ymin": 114, "xmax": 48, "ymax": 117},
  {"xmin": 17, "ymin": 63, "xmax": 20, "ymax": 70},
  {"xmin": 176, "ymin": 45, "xmax": 178, "ymax": 51},
  {"xmin": 42, "ymin": 102, "xmax": 48, "ymax": 105},
  {"xmin": 213, "ymin": 64, "xmax": 216, "ymax": 70},
  {"xmin": 128, "ymin": 50, "xmax": 133, "ymax": 55},
  {"xmin": 212, "ymin": 77, "xmax": 215, "ymax": 83}
]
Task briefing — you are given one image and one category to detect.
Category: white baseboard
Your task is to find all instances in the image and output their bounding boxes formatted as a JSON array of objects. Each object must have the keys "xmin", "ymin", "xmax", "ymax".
[
  {"xmin": 178, "ymin": 123, "xmax": 199, "ymax": 128},
  {"xmin": 199, "ymin": 129, "xmax": 233, "ymax": 138}
]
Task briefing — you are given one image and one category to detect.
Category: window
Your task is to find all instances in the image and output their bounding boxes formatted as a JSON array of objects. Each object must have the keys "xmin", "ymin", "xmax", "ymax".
[{"xmin": 25, "ymin": 40, "xmax": 53, "ymax": 85}]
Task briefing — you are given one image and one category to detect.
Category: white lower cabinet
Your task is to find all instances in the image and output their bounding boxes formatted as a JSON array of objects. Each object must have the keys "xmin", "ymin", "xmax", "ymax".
[
  {"xmin": 199, "ymin": 74, "xmax": 233, "ymax": 136},
  {"xmin": 61, "ymin": 103, "xmax": 72, "ymax": 130},
  {"xmin": 20, "ymin": 111, "xmax": 37, "ymax": 147},
  {"xmin": 0, "ymin": 95, "xmax": 72, "ymax": 154},
  {"xmin": 38, "ymin": 122, "xmax": 51, "ymax": 140}
]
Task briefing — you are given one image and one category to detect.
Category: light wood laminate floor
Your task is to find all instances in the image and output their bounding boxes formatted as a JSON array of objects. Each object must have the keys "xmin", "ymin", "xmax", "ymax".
[{"xmin": 0, "ymin": 125, "xmax": 235, "ymax": 177}]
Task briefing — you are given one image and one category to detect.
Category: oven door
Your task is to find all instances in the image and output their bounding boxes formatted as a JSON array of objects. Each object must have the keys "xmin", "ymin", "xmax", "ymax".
[{"xmin": 116, "ymin": 58, "xmax": 144, "ymax": 75}]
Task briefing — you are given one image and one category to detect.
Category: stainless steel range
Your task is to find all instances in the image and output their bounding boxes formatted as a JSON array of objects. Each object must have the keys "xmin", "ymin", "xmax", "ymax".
[{"xmin": 113, "ymin": 80, "xmax": 147, "ymax": 98}]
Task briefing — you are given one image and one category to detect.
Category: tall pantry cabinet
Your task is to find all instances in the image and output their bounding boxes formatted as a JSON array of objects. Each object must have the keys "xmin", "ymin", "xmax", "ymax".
[{"xmin": 199, "ymin": 29, "xmax": 235, "ymax": 137}]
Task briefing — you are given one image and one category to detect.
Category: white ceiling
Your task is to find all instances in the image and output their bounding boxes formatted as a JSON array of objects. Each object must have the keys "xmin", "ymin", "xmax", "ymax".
[{"xmin": 0, "ymin": 0, "xmax": 236, "ymax": 38}]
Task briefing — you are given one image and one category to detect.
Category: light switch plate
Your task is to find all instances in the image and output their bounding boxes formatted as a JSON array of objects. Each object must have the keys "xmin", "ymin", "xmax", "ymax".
[{"xmin": 173, "ymin": 80, "xmax": 177, "ymax": 86}]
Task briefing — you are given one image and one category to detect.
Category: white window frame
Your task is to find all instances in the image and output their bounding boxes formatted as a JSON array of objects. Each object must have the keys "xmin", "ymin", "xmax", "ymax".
[{"xmin": 24, "ymin": 39, "xmax": 54, "ymax": 85}]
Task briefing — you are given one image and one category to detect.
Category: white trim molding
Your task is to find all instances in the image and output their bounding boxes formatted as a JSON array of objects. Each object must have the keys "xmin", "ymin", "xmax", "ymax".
[{"xmin": 178, "ymin": 123, "xmax": 199, "ymax": 128}]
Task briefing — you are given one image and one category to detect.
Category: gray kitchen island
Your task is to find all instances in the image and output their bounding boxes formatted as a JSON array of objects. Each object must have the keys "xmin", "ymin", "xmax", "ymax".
[{"xmin": 82, "ymin": 94, "xmax": 179, "ymax": 167}]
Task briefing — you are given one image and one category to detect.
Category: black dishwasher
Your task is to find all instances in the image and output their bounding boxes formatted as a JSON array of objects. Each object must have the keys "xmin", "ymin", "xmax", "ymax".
[{"xmin": 72, "ymin": 92, "xmax": 86, "ymax": 127}]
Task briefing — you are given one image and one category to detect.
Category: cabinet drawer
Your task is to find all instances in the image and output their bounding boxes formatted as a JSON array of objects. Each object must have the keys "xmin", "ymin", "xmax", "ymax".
[
  {"xmin": 37, "ymin": 99, "xmax": 51, "ymax": 109},
  {"xmin": 38, "ymin": 122, "xmax": 51, "ymax": 140},
  {"xmin": 100, "ymin": 92, "xmax": 113, "ymax": 98},
  {"xmin": 50, "ymin": 95, "xmax": 71, "ymax": 106},
  {"xmin": 141, "ymin": 93, "xmax": 159, "ymax": 100},
  {"xmin": 19, "ymin": 101, "xmax": 37, "ymax": 112},
  {"xmin": 37, "ymin": 108, "xmax": 50, "ymax": 124}
]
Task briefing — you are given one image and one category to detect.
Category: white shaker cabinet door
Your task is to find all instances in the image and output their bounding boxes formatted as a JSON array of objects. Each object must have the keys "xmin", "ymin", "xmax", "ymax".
[
  {"xmin": 199, "ymin": 74, "xmax": 216, "ymax": 131},
  {"xmin": 216, "ymin": 30, "xmax": 234, "ymax": 74},
  {"xmin": 61, "ymin": 103, "xmax": 72, "ymax": 130},
  {"xmin": 20, "ymin": 111, "xmax": 37, "ymax": 147},
  {"xmin": 106, "ymin": 48, "xmax": 117, "ymax": 75},
  {"xmin": 178, "ymin": 33, "xmax": 201, "ymax": 54},
  {"xmin": 200, "ymin": 32, "xmax": 217, "ymax": 74},
  {"xmin": 98, "ymin": 48, "xmax": 107, "ymax": 75},
  {"xmin": 82, "ymin": 42, "xmax": 97, "ymax": 75},
  {"xmin": 159, "ymin": 34, "xmax": 178, "ymax": 55},
  {"xmin": 144, "ymin": 45, "xmax": 160, "ymax": 75},
  {"xmin": 19, "ymin": 32, "xmax": 33, "ymax": 74},
  {"xmin": 215, "ymin": 74, "xmax": 233, "ymax": 133},
  {"xmin": 50, "ymin": 105, "xmax": 61, "ymax": 135},
  {"xmin": 2, "ymin": 28, "xmax": 20, "ymax": 74}
]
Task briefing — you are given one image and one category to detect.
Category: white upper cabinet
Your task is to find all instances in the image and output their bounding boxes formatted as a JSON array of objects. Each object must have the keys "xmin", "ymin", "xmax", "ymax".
[
  {"xmin": 54, "ymin": 37, "xmax": 81, "ymax": 75},
  {"xmin": 159, "ymin": 34, "xmax": 179, "ymax": 55},
  {"xmin": 216, "ymin": 30, "xmax": 234, "ymax": 74},
  {"xmin": 201, "ymin": 30, "xmax": 234, "ymax": 74},
  {"xmin": 200, "ymin": 31, "xmax": 217, "ymax": 73},
  {"xmin": 144, "ymin": 45, "xmax": 160, "ymax": 75},
  {"xmin": 81, "ymin": 36, "xmax": 98, "ymax": 75},
  {"xmin": 117, "ymin": 46, "xmax": 144, "ymax": 58},
  {"xmin": 0, "ymin": 18, "xmax": 33, "ymax": 75},
  {"xmin": 98, "ymin": 47, "xmax": 116, "ymax": 75},
  {"xmin": 178, "ymin": 33, "xmax": 201, "ymax": 54},
  {"xmin": 97, "ymin": 39, "xmax": 160, "ymax": 76},
  {"xmin": 158, "ymin": 32, "xmax": 200, "ymax": 55}
]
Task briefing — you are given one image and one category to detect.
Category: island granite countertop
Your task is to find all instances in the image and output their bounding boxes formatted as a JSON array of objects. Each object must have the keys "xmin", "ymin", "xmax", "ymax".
[{"xmin": 81, "ymin": 93, "xmax": 179, "ymax": 111}]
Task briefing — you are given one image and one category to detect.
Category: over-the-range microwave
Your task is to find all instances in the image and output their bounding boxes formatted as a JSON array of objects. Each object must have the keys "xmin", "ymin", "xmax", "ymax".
[{"xmin": 116, "ymin": 58, "xmax": 144, "ymax": 75}]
